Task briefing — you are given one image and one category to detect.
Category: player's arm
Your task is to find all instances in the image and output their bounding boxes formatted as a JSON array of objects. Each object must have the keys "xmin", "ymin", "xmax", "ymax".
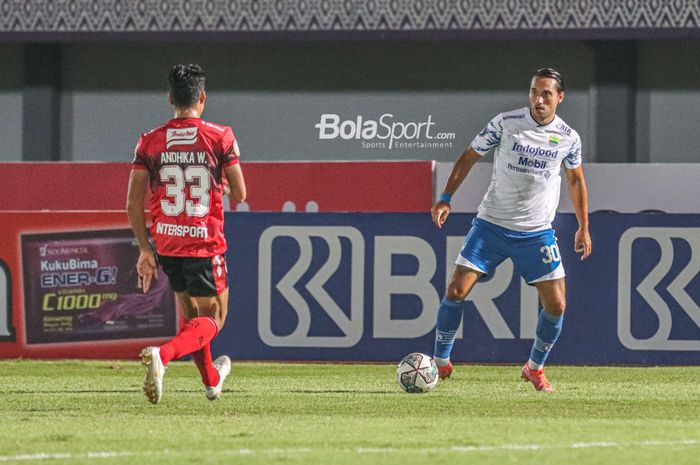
[
  {"xmin": 126, "ymin": 169, "xmax": 158, "ymax": 292},
  {"xmin": 564, "ymin": 165, "xmax": 592, "ymax": 260},
  {"xmin": 431, "ymin": 147, "xmax": 481, "ymax": 229},
  {"xmin": 224, "ymin": 163, "xmax": 246, "ymax": 203}
]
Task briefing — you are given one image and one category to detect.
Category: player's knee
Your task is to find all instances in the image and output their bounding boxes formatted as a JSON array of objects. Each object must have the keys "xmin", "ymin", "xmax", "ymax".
[
  {"xmin": 215, "ymin": 314, "xmax": 225, "ymax": 331},
  {"xmin": 544, "ymin": 300, "xmax": 566, "ymax": 316},
  {"xmin": 446, "ymin": 284, "xmax": 469, "ymax": 301}
]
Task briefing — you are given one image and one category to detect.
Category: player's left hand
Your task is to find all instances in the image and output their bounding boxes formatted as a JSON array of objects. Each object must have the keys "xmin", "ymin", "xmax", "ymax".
[
  {"xmin": 574, "ymin": 228, "xmax": 592, "ymax": 261},
  {"xmin": 136, "ymin": 250, "xmax": 159, "ymax": 293}
]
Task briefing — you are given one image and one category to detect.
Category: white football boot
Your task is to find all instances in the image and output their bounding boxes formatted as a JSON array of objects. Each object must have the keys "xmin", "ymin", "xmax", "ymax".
[
  {"xmin": 205, "ymin": 355, "xmax": 232, "ymax": 401},
  {"xmin": 140, "ymin": 347, "xmax": 165, "ymax": 404}
]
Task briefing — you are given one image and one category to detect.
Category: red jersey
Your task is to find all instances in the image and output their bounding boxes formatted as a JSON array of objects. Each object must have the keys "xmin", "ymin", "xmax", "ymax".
[{"xmin": 132, "ymin": 118, "xmax": 239, "ymax": 257}]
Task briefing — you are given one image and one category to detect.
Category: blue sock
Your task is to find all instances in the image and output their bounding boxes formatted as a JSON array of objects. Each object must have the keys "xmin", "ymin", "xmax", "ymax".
[
  {"xmin": 433, "ymin": 297, "xmax": 466, "ymax": 362},
  {"xmin": 528, "ymin": 309, "xmax": 564, "ymax": 369}
]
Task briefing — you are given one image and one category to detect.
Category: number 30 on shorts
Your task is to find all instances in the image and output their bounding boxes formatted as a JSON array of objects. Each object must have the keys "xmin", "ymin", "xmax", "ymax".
[{"xmin": 540, "ymin": 243, "xmax": 561, "ymax": 264}]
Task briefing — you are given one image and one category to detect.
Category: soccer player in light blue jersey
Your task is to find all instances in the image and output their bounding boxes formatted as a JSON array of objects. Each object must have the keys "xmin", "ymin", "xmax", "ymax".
[{"xmin": 431, "ymin": 68, "xmax": 592, "ymax": 391}]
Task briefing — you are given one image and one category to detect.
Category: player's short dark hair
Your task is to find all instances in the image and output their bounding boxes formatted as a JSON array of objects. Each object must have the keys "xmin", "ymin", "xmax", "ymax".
[
  {"xmin": 534, "ymin": 67, "xmax": 565, "ymax": 92},
  {"xmin": 168, "ymin": 64, "xmax": 206, "ymax": 108}
]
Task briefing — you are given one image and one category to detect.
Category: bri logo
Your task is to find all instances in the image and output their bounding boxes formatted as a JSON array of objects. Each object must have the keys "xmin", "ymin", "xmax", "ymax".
[
  {"xmin": 511, "ymin": 142, "xmax": 558, "ymax": 159},
  {"xmin": 618, "ymin": 227, "xmax": 700, "ymax": 351},
  {"xmin": 166, "ymin": 127, "xmax": 198, "ymax": 149},
  {"xmin": 258, "ymin": 226, "xmax": 365, "ymax": 348}
]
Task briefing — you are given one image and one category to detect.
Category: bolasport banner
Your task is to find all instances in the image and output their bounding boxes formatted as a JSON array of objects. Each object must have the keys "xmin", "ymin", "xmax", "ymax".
[{"xmin": 216, "ymin": 212, "xmax": 700, "ymax": 365}]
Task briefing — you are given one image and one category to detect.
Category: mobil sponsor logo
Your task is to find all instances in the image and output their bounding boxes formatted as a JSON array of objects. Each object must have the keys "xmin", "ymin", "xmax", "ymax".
[
  {"xmin": 511, "ymin": 141, "xmax": 558, "ymax": 159},
  {"xmin": 166, "ymin": 127, "xmax": 198, "ymax": 149},
  {"xmin": 618, "ymin": 227, "xmax": 700, "ymax": 350},
  {"xmin": 257, "ymin": 225, "xmax": 540, "ymax": 348},
  {"xmin": 517, "ymin": 156, "xmax": 548, "ymax": 169}
]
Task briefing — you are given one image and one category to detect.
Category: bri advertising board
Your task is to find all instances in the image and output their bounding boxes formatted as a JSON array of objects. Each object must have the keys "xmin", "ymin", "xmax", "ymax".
[
  {"xmin": 2, "ymin": 211, "xmax": 699, "ymax": 365},
  {"xmin": 216, "ymin": 212, "xmax": 700, "ymax": 365}
]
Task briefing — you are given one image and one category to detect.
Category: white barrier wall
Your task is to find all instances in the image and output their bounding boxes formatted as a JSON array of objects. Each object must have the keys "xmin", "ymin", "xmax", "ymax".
[
  {"xmin": 67, "ymin": 90, "xmax": 592, "ymax": 163},
  {"xmin": 435, "ymin": 162, "xmax": 700, "ymax": 214}
]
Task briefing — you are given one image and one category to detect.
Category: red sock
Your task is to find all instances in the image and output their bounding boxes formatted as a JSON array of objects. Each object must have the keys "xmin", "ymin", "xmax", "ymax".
[
  {"xmin": 192, "ymin": 343, "xmax": 221, "ymax": 388},
  {"xmin": 159, "ymin": 316, "xmax": 218, "ymax": 365}
]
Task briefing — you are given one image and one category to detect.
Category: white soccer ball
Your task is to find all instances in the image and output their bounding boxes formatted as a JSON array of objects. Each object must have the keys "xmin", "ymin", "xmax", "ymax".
[{"xmin": 396, "ymin": 352, "xmax": 439, "ymax": 393}]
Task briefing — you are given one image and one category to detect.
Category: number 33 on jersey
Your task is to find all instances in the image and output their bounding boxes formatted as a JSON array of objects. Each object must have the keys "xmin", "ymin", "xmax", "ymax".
[{"xmin": 132, "ymin": 118, "xmax": 240, "ymax": 258}]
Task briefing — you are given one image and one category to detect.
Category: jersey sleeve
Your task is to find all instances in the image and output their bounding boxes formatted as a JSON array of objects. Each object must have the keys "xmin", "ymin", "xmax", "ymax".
[
  {"xmin": 220, "ymin": 127, "xmax": 240, "ymax": 168},
  {"xmin": 132, "ymin": 135, "xmax": 149, "ymax": 170},
  {"xmin": 470, "ymin": 113, "xmax": 504, "ymax": 156},
  {"xmin": 563, "ymin": 134, "xmax": 582, "ymax": 169}
]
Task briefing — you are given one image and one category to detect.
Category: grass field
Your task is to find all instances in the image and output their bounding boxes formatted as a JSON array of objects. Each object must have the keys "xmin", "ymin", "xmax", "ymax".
[{"xmin": 1, "ymin": 360, "xmax": 700, "ymax": 465}]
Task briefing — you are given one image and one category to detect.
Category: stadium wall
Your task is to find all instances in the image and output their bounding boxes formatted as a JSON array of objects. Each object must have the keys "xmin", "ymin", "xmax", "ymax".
[
  {"xmin": 435, "ymin": 162, "xmax": 700, "ymax": 214},
  {"xmin": 2, "ymin": 210, "xmax": 700, "ymax": 365},
  {"xmin": 216, "ymin": 212, "xmax": 700, "ymax": 365},
  {"xmin": 1, "ymin": 162, "xmax": 699, "ymax": 364},
  {"xmin": 0, "ymin": 45, "xmax": 22, "ymax": 162},
  {"xmin": 3, "ymin": 41, "xmax": 700, "ymax": 164},
  {"xmin": 0, "ymin": 161, "xmax": 433, "ymax": 212}
]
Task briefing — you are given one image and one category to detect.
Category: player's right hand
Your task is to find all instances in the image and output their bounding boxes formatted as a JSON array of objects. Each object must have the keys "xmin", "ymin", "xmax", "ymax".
[
  {"xmin": 136, "ymin": 250, "xmax": 159, "ymax": 293},
  {"xmin": 431, "ymin": 202, "xmax": 451, "ymax": 229}
]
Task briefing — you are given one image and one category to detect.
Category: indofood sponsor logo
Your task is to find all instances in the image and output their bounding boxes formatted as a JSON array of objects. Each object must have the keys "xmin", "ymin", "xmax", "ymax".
[
  {"xmin": 314, "ymin": 113, "xmax": 456, "ymax": 150},
  {"xmin": 511, "ymin": 141, "xmax": 559, "ymax": 159}
]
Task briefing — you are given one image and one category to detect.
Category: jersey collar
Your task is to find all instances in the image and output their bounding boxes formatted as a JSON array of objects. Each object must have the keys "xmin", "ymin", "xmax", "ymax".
[{"xmin": 526, "ymin": 108, "xmax": 558, "ymax": 129}]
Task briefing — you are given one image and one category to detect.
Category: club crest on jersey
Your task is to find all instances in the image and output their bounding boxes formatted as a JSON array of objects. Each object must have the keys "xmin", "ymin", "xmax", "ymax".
[
  {"xmin": 166, "ymin": 127, "xmax": 198, "ymax": 149},
  {"xmin": 548, "ymin": 135, "xmax": 559, "ymax": 147}
]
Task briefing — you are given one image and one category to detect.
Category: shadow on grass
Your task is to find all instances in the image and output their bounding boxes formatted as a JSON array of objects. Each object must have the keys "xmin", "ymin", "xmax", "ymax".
[
  {"xmin": 7, "ymin": 389, "xmax": 202, "ymax": 394},
  {"xmin": 290, "ymin": 389, "xmax": 396, "ymax": 394}
]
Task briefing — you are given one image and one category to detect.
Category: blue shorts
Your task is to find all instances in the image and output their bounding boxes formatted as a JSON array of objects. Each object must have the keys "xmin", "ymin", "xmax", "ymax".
[{"xmin": 457, "ymin": 218, "xmax": 565, "ymax": 284}]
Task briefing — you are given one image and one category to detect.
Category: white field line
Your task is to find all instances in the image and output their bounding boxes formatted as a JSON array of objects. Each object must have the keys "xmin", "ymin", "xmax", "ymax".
[{"xmin": 0, "ymin": 440, "xmax": 697, "ymax": 462}]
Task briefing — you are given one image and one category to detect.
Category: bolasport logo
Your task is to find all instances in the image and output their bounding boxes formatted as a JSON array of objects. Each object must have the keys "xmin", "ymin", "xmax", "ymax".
[{"xmin": 314, "ymin": 113, "xmax": 456, "ymax": 150}]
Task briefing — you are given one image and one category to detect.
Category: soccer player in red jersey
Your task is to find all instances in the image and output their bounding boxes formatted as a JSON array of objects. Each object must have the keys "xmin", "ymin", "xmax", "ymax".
[{"xmin": 126, "ymin": 64, "xmax": 246, "ymax": 404}]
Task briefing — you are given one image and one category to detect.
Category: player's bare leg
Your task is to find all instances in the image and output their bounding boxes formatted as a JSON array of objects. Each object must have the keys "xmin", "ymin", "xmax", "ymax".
[
  {"xmin": 434, "ymin": 266, "xmax": 483, "ymax": 379},
  {"xmin": 192, "ymin": 288, "xmax": 229, "ymax": 331},
  {"xmin": 521, "ymin": 278, "xmax": 566, "ymax": 391}
]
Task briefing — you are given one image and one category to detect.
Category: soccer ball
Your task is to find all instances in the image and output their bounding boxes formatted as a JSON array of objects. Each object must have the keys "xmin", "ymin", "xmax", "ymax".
[{"xmin": 396, "ymin": 353, "xmax": 439, "ymax": 393}]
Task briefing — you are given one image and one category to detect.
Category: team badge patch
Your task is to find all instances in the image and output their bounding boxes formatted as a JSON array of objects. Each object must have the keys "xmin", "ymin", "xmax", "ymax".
[{"xmin": 548, "ymin": 135, "xmax": 560, "ymax": 147}]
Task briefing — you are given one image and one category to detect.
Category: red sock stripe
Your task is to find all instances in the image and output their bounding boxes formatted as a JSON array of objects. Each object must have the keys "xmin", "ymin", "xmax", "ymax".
[{"xmin": 203, "ymin": 315, "xmax": 219, "ymax": 338}]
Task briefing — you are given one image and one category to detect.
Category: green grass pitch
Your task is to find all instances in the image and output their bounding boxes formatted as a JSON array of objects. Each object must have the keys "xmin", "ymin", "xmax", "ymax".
[{"xmin": 1, "ymin": 360, "xmax": 700, "ymax": 465}]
